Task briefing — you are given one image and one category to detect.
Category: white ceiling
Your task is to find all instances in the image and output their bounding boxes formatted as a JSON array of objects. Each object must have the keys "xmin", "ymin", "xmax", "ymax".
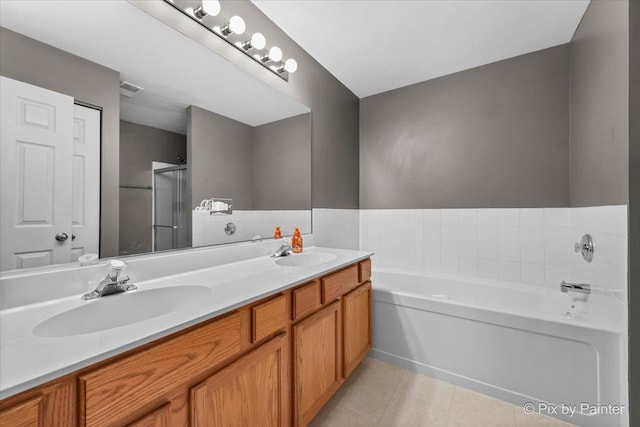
[
  {"xmin": 0, "ymin": 0, "xmax": 309, "ymax": 134},
  {"xmin": 253, "ymin": 0, "xmax": 590, "ymax": 98}
]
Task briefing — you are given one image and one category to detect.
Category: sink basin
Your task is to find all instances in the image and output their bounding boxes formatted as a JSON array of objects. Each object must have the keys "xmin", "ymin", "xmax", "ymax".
[
  {"xmin": 33, "ymin": 285, "xmax": 212, "ymax": 337},
  {"xmin": 275, "ymin": 252, "xmax": 337, "ymax": 267}
]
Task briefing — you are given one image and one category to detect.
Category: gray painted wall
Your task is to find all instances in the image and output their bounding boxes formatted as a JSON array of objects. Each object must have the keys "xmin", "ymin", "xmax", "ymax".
[
  {"xmin": 568, "ymin": 1, "xmax": 634, "ymax": 420},
  {"xmin": 119, "ymin": 120, "xmax": 186, "ymax": 255},
  {"xmin": 188, "ymin": 107, "xmax": 312, "ymax": 212},
  {"xmin": 187, "ymin": 106, "xmax": 255, "ymax": 211},
  {"xmin": 132, "ymin": 0, "xmax": 359, "ymax": 209},
  {"xmin": 253, "ymin": 114, "xmax": 311, "ymax": 210},
  {"xmin": 0, "ymin": 27, "xmax": 121, "ymax": 257},
  {"xmin": 628, "ymin": 1, "xmax": 639, "ymax": 423},
  {"xmin": 569, "ymin": 1, "xmax": 629, "ymax": 206},
  {"xmin": 359, "ymin": 45, "xmax": 570, "ymax": 209}
]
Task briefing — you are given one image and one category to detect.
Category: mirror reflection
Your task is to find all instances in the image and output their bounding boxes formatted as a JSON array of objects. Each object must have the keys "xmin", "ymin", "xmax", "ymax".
[{"xmin": 0, "ymin": 0, "xmax": 311, "ymax": 272}]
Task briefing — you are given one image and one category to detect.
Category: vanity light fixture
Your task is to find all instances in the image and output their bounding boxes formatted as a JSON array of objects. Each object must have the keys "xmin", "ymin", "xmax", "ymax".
[
  {"xmin": 193, "ymin": 0, "xmax": 220, "ymax": 19},
  {"xmin": 239, "ymin": 32, "xmax": 266, "ymax": 51},
  {"xmin": 164, "ymin": 0, "xmax": 296, "ymax": 81}
]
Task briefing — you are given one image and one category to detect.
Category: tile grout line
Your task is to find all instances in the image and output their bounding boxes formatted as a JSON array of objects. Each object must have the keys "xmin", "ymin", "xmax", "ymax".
[
  {"xmin": 444, "ymin": 385, "xmax": 456, "ymax": 427},
  {"xmin": 374, "ymin": 370, "xmax": 410, "ymax": 427}
]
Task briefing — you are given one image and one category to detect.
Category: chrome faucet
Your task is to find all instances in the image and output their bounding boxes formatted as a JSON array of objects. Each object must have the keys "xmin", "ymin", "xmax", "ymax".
[
  {"xmin": 271, "ymin": 243, "xmax": 293, "ymax": 258},
  {"xmin": 82, "ymin": 260, "xmax": 137, "ymax": 300},
  {"xmin": 560, "ymin": 281, "xmax": 591, "ymax": 295}
]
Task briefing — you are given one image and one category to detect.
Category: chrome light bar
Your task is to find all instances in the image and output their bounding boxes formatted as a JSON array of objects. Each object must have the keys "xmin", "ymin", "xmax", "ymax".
[{"xmin": 163, "ymin": 0, "xmax": 297, "ymax": 81}]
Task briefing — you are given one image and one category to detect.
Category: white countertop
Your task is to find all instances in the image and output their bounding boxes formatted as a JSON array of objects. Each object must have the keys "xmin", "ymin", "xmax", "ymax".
[{"xmin": 0, "ymin": 246, "xmax": 372, "ymax": 399}]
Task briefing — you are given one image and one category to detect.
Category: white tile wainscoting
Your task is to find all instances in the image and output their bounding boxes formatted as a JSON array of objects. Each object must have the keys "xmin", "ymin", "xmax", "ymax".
[
  {"xmin": 359, "ymin": 206, "xmax": 627, "ymax": 298},
  {"xmin": 261, "ymin": 206, "xmax": 628, "ymax": 301},
  {"xmin": 192, "ymin": 210, "xmax": 311, "ymax": 247},
  {"xmin": 312, "ymin": 208, "xmax": 360, "ymax": 250}
]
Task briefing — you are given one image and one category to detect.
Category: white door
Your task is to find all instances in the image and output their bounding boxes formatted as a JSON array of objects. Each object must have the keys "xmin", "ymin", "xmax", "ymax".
[
  {"xmin": 71, "ymin": 104, "xmax": 101, "ymax": 260},
  {"xmin": 0, "ymin": 76, "xmax": 74, "ymax": 271},
  {"xmin": 1, "ymin": 77, "xmax": 100, "ymax": 272}
]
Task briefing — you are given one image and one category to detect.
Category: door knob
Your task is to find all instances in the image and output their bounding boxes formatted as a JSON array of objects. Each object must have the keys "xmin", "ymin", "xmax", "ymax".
[{"xmin": 55, "ymin": 232, "xmax": 69, "ymax": 242}]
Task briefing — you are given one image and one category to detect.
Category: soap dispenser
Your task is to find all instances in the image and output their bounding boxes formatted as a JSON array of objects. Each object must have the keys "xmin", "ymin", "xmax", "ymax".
[{"xmin": 292, "ymin": 227, "xmax": 303, "ymax": 253}]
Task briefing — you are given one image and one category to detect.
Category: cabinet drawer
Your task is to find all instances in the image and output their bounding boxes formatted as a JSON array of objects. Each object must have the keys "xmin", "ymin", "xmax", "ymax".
[
  {"xmin": 358, "ymin": 259, "xmax": 371, "ymax": 283},
  {"xmin": 322, "ymin": 265, "xmax": 359, "ymax": 303},
  {"xmin": 252, "ymin": 294, "xmax": 288, "ymax": 343},
  {"xmin": 79, "ymin": 312, "xmax": 243, "ymax": 427},
  {"xmin": 292, "ymin": 280, "xmax": 321, "ymax": 321}
]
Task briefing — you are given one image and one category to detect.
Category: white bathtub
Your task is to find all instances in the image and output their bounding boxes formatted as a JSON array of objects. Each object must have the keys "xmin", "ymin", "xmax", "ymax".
[{"xmin": 370, "ymin": 268, "xmax": 627, "ymax": 427}]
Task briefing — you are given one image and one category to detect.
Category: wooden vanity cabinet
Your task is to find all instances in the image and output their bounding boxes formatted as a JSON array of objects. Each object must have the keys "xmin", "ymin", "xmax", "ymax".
[
  {"xmin": 0, "ymin": 258, "xmax": 372, "ymax": 427},
  {"xmin": 291, "ymin": 263, "xmax": 372, "ymax": 426}
]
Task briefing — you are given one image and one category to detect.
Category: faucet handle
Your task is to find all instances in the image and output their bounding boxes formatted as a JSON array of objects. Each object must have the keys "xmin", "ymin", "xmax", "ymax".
[{"xmin": 107, "ymin": 259, "xmax": 127, "ymax": 279}]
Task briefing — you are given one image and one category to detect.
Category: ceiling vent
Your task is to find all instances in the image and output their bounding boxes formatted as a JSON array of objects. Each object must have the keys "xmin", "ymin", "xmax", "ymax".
[{"xmin": 119, "ymin": 81, "xmax": 144, "ymax": 98}]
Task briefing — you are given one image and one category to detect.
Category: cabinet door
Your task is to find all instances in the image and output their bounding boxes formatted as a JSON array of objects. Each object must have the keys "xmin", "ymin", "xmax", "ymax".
[
  {"xmin": 343, "ymin": 282, "xmax": 372, "ymax": 378},
  {"xmin": 0, "ymin": 380, "xmax": 75, "ymax": 427},
  {"xmin": 190, "ymin": 333, "xmax": 289, "ymax": 427},
  {"xmin": 0, "ymin": 396, "xmax": 42, "ymax": 427},
  {"xmin": 293, "ymin": 300, "xmax": 341, "ymax": 427},
  {"xmin": 127, "ymin": 403, "xmax": 171, "ymax": 427}
]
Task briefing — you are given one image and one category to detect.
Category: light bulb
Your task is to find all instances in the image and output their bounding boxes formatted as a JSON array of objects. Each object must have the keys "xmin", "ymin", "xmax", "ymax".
[
  {"xmin": 193, "ymin": 0, "xmax": 220, "ymax": 19},
  {"xmin": 269, "ymin": 46, "xmax": 283, "ymax": 62},
  {"xmin": 284, "ymin": 58, "xmax": 297, "ymax": 73},
  {"xmin": 229, "ymin": 16, "xmax": 245, "ymax": 35},
  {"xmin": 251, "ymin": 33, "xmax": 266, "ymax": 50},
  {"xmin": 202, "ymin": 0, "xmax": 220, "ymax": 16}
]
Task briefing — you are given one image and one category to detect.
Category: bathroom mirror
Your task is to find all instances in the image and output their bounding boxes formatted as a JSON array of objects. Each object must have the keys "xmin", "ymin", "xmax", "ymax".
[{"xmin": 0, "ymin": 0, "xmax": 311, "ymax": 272}]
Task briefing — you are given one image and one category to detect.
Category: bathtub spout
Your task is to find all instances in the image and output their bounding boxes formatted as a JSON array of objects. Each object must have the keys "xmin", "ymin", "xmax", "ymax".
[{"xmin": 560, "ymin": 281, "xmax": 591, "ymax": 295}]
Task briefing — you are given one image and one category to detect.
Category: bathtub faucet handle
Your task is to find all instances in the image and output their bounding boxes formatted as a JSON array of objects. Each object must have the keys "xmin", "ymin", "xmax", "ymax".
[{"xmin": 574, "ymin": 234, "xmax": 594, "ymax": 263}]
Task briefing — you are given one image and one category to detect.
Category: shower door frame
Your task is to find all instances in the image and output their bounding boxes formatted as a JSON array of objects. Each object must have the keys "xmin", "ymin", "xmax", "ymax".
[{"xmin": 152, "ymin": 164, "xmax": 187, "ymax": 252}]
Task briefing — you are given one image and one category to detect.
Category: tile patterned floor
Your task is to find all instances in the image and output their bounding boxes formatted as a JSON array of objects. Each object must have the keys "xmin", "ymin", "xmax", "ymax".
[{"xmin": 310, "ymin": 358, "xmax": 577, "ymax": 427}]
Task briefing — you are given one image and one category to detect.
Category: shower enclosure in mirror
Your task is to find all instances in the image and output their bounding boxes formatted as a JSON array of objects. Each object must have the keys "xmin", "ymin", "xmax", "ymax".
[
  {"xmin": 153, "ymin": 165, "xmax": 188, "ymax": 252},
  {"xmin": 0, "ymin": 0, "xmax": 311, "ymax": 272}
]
